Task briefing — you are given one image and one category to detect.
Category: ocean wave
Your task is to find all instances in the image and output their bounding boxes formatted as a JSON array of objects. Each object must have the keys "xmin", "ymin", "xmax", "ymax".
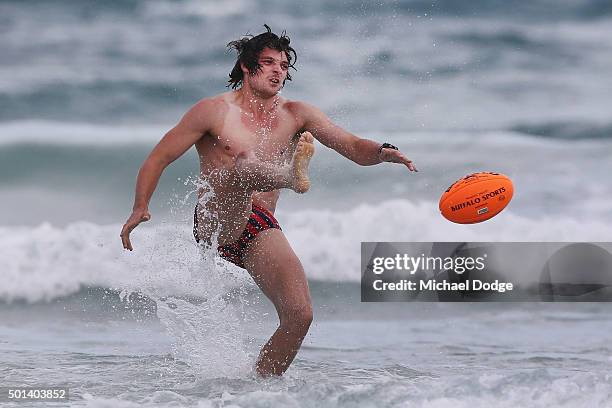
[
  {"xmin": 2, "ymin": 200, "xmax": 611, "ymax": 304},
  {"xmin": 3, "ymin": 120, "xmax": 612, "ymax": 150},
  {"xmin": 0, "ymin": 81, "xmax": 210, "ymax": 124},
  {"xmin": 2, "ymin": 123, "xmax": 612, "ymax": 228},
  {"xmin": 510, "ymin": 120, "xmax": 612, "ymax": 140},
  {"xmin": 2, "ymin": 2, "xmax": 612, "ymax": 130}
]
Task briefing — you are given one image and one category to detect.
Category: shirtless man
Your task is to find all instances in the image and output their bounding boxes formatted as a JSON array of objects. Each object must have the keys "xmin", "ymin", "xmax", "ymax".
[{"xmin": 120, "ymin": 25, "xmax": 417, "ymax": 377}]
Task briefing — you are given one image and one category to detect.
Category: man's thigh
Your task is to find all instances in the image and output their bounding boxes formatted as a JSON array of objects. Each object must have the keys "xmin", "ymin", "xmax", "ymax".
[{"xmin": 242, "ymin": 228, "xmax": 311, "ymax": 314}]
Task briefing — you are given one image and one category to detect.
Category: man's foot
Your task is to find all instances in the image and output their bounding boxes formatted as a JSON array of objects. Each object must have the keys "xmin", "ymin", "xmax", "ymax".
[{"xmin": 290, "ymin": 132, "xmax": 315, "ymax": 194}]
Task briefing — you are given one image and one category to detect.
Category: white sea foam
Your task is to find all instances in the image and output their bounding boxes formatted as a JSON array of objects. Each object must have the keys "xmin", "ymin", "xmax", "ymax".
[
  {"xmin": 77, "ymin": 369, "xmax": 612, "ymax": 407},
  {"xmin": 141, "ymin": 0, "xmax": 252, "ymax": 19},
  {"xmin": 0, "ymin": 120, "xmax": 167, "ymax": 146}
]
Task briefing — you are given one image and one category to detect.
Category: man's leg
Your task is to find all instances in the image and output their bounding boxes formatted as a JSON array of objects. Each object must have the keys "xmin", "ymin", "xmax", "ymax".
[
  {"xmin": 242, "ymin": 228, "xmax": 313, "ymax": 376},
  {"xmin": 232, "ymin": 132, "xmax": 314, "ymax": 194}
]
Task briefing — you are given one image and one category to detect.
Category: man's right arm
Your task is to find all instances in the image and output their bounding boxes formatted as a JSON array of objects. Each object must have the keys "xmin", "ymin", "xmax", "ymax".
[{"xmin": 120, "ymin": 99, "xmax": 216, "ymax": 251}]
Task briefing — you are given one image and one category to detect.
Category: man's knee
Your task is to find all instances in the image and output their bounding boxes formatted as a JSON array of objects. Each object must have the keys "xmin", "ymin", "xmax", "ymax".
[
  {"xmin": 246, "ymin": 237, "xmax": 313, "ymax": 335},
  {"xmin": 280, "ymin": 302, "xmax": 313, "ymax": 335}
]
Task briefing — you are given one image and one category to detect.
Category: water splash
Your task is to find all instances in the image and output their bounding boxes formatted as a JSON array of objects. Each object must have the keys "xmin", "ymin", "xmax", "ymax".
[{"xmin": 154, "ymin": 175, "xmax": 258, "ymax": 378}]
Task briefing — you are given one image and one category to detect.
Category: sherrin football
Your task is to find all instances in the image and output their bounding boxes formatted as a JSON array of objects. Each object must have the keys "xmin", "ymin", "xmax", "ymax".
[{"xmin": 439, "ymin": 172, "xmax": 514, "ymax": 224}]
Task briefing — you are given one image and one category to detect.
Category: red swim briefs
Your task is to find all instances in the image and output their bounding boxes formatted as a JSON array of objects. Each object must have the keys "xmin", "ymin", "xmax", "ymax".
[{"xmin": 193, "ymin": 203, "xmax": 281, "ymax": 269}]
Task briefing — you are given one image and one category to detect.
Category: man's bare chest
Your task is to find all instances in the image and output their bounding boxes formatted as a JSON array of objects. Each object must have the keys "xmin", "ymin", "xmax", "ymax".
[{"xmin": 212, "ymin": 107, "xmax": 300, "ymax": 161}]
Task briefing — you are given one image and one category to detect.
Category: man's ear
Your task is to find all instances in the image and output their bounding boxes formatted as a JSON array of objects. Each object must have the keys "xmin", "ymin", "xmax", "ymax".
[{"xmin": 240, "ymin": 62, "xmax": 249, "ymax": 76}]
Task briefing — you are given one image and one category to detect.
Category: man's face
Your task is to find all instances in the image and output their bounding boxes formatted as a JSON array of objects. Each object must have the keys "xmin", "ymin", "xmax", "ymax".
[{"xmin": 243, "ymin": 47, "xmax": 289, "ymax": 96}]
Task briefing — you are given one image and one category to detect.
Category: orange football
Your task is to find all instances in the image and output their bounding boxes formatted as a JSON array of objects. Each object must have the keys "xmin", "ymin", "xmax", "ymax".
[{"xmin": 439, "ymin": 172, "xmax": 514, "ymax": 224}]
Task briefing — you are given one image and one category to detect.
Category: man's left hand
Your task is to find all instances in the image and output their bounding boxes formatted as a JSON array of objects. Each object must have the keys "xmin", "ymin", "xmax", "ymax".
[{"xmin": 379, "ymin": 148, "xmax": 418, "ymax": 172}]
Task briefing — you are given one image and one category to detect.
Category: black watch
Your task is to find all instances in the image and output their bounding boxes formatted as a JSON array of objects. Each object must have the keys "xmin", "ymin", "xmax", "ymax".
[{"xmin": 378, "ymin": 142, "xmax": 399, "ymax": 155}]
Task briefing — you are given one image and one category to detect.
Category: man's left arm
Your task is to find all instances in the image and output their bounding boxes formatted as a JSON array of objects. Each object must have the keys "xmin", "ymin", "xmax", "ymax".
[{"xmin": 298, "ymin": 102, "xmax": 417, "ymax": 172}]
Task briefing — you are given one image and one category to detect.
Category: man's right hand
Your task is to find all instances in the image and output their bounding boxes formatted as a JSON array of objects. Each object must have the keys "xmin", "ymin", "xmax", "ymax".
[{"xmin": 120, "ymin": 208, "xmax": 151, "ymax": 251}]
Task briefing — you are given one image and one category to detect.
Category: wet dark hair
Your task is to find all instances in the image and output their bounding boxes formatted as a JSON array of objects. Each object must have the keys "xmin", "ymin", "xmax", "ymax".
[{"xmin": 226, "ymin": 24, "xmax": 297, "ymax": 90}]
